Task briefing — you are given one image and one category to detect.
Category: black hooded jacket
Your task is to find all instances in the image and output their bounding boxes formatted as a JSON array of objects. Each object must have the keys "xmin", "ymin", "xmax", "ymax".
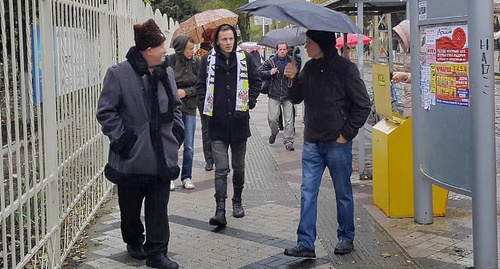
[
  {"xmin": 288, "ymin": 51, "xmax": 371, "ymax": 142},
  {"xmin": 196, "ymin": 24, "xmax": 262, "ymax": 143}
]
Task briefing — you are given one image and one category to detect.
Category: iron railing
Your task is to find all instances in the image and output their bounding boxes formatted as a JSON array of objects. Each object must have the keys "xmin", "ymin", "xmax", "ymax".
[{"xmin": 0, "ymin": 0, "xmax": 178, "ymax": 268}]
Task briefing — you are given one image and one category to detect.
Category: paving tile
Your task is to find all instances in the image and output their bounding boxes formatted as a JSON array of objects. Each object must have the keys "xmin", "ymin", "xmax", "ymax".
[{"xmin": 66, "ymin": 90, "xmax": 478, "ymax": 269}]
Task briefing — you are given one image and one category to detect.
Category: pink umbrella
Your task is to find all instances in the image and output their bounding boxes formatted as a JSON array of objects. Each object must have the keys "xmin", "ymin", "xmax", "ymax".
[
  {"xmin": 335, "ymin": 34, "xmax": 372, "ymax": 48},
  {"xmin": 239, "ymin": 42, "xmax": 263, "ymax": 52}
]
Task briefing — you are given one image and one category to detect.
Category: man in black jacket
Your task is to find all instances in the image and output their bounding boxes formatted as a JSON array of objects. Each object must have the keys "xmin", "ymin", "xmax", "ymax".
[
  {"xmin": 282, "ymin": 30, "xmax": 371, "ymax": 257},
  {"xmin": 258, "ymin": 42, "xmax": 296, "ymax": 151},
  {"xmin": 196, "ymin": 24, "xmax": 261, "ymax": 227}
]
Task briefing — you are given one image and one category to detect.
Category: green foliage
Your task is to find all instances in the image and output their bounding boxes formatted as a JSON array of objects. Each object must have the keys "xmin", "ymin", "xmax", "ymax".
[
  {"xmin": 149, "ymin": 0, "xmax": 199, "ymax": 22},
  {"xmin": 391, "ymin": 12, "xmax": 406, "ymax": 27}
]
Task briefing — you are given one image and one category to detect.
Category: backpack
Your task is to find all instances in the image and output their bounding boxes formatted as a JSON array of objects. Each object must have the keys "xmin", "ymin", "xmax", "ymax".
[
  {"xmin": 166, "ymin": 54, "xmax": 198, "ymax": 76},
  {"xmin": 260, "ymin": 56, "xmax": 276, "ymax": 95}
]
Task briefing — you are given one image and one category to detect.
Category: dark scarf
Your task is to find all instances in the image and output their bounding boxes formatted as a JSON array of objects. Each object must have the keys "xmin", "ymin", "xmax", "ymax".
[{"xmin": 126, "ymin": 46, "xmax": 174, "ymax": 182}]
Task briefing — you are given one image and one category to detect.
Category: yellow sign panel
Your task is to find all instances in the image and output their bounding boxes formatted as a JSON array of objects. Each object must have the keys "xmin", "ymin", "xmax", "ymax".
[{"xmin": 372, "ymin": 64, "xmax": 392, "ymax": 119}]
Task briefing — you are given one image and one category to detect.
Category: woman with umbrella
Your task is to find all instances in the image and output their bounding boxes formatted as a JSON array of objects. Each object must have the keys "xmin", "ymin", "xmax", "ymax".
[{"xmin": 195, "ymin": 29, "xmax": 216, "ymax": 172}]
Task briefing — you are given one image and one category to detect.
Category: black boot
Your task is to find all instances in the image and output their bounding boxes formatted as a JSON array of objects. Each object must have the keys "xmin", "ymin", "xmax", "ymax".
[
  {"xmin": 209, "ymin": 200, "xmax": 227, "ymax": 227},
  {"xmin": 145, "ymin": 253, "xmax": 179, "ymax": 269},
  {"xmin": 232, "ymin": 187, "xmax": 245, "ymax": 218}
]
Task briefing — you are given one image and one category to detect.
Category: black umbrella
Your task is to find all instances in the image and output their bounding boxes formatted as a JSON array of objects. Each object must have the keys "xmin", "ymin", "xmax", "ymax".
[
  {"xmin": 236, "ymin": 0, "xmax": 361, "ymax": 34},
  {"xmin": 258, "ymin": 28, "xmax": 306, "ymax": 48}
]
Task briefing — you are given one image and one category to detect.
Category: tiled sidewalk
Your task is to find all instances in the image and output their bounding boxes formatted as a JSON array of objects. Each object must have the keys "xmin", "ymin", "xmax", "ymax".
[{"xmin": 70, "ymin": 85, "xmax": 481, "ymax": 268}]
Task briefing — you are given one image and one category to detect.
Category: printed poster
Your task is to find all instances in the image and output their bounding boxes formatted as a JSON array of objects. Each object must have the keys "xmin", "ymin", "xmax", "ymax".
[
  {"xmin": 418, "ymin": 1, "xmax": 427, "ymax": 21},
  {"xmin": 434, "ymin": 64, "xmax": 469, "ymax": 106},
  {"xmin": 420, "ymin": 23, "xmax": 469, "ymax": 107},
  {"xmin": 435, "ymin": 25, "xmax": 468, "ymax": 63}
]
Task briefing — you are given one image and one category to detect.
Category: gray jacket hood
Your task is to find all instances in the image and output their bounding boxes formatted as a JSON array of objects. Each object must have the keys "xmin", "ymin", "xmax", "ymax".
[{"xmin": 173, "ymin": 35, "xmax": 191, "ymax": 55}]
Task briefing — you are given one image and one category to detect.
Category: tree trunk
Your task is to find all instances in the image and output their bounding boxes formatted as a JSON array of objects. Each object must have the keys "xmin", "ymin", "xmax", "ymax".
[{"xmin": 237, "ymin": 14, "xmax": 250, "ymax": 42}]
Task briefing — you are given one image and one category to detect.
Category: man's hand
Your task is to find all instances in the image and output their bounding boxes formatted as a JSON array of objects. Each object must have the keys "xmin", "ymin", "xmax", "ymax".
[
  {"xmin": 284, "ymin": 63, "xmax": 297, "ymax": 79},
  {"xmin": 336, "ymin": 134, "xmax": 348, "ymax": 144},
  {"xmin": 177, "ymin": 89, "xmax": 187, "ymax": 99},
  {"xmin": 270, "ymin": 67, "xmax": 279, "ymax": 76}
]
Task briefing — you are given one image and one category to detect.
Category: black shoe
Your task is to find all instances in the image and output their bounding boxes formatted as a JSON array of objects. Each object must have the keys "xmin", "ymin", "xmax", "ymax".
[
  {"xmin": 334, "ymin": 240, "xmax": 354, "ymax": 255},
  {"xmin": 146, "ymin": 253, "xmax": 179, "ymax": 269},
  {"xmin": 284, "ymin": 244, "xmax": 316, "ymax": 258},
  {"xmin": 205, "ymin": 162, "xmax": 213, "ymax": 171},
  {"xmin": 269, "ymin": 134, "xmax": 277, "ymax": 144},
  {"xmin": 126, "ymin": 244, "xmax": 146, "ymax": 260},
  {"xmin": 232, "ymin": 201, "xmax": 245, "ymax": 218}
]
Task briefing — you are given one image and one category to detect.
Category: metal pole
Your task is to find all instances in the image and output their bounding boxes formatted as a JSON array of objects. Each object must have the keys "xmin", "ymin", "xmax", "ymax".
[
  {"xmin": 469, "ymin": 0, "xmax": 498, "ymax": 267},
  {"xmin": 387, "ymin": 15, "xmax": 393, "ymax": 72},
  {"xmin": 356, "ymin": 1, "xmax": 365, "ymax": 176},
  {"xmin": 40, "ymin": 0, "xmax": 61, "ymax": 266},
  {"xmin": 410, "ymin": 0, "xmax": 433, "ymax": 224},
  {"xmin": 374, "ymin": 15, "xmax": 379, "ymax": 63},
  {"xmin": 262, "ymin": 18, "xmax": 266, "ymax": 59}
]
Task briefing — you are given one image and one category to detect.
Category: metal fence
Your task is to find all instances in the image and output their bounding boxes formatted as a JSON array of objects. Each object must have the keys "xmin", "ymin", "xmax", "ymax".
[{"xmin": 0, "ymin": 0, "xmax": 178, "ymax": 268}]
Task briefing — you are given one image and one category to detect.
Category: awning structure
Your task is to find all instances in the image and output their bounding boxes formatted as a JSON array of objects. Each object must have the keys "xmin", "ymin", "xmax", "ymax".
[
  {"xmin": 321, "ymin": 0, "xmax": 409, "ymax": 70},
  {"xmin": 322, "ymin": 0, "xmax": 407, "ymax": 16}
]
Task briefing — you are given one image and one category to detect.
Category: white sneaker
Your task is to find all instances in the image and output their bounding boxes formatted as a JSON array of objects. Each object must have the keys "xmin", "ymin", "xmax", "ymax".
[
  {"xmin": 170, "ymin": 181, "xmax": 175, "ymax": 191},
  {"xmin": 182, "ymin": 179, "xmax": 195, "ymax": 189}
]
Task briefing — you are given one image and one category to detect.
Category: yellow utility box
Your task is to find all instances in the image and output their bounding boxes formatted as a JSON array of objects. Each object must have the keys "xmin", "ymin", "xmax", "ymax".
[
  {"xmin": 372, "ymin": 118, "xmax": 448, "ymax": 218},
  {"xmin": 371, "ymin": 64, "xmax": 448, "ymax": 218}
]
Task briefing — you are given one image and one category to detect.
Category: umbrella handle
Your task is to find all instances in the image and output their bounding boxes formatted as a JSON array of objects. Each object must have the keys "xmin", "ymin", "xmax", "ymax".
[{"xmin": 287, "ymin": 58, "xmax": 297, "ymax": 88}]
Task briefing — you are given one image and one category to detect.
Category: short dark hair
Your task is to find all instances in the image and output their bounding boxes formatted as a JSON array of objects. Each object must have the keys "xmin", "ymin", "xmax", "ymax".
[
  {"xmin": 218, "ymin": 25, "xmax": 234, "ymax": 37},
  {"xmin": 276, "ymin": 42, "xmax": 288, "ymax": 49}
]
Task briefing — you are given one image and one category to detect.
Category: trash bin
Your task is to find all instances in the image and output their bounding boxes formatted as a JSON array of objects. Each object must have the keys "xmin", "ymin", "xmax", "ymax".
[{"xmin": 372, "ymin": 117, "xmax": 448, "ymax": 218}]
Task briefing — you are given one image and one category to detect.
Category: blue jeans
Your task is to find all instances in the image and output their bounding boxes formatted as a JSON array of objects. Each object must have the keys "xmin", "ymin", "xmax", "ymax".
[
  {"xmin": 297, "ymin": 140, "xmax": 354, "ymax": 250},
  {"xmin": 181, "ymin": 113, "xmax": 196, "ymax": 180}
]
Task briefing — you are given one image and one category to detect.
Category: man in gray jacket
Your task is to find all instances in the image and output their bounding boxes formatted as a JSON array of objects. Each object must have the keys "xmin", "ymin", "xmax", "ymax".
[
  {"xmin": 96, "ymin": 19, "xmax": 181, "ymax": 269},
  {"xmin": 258, "ymin": 42, "xmax": 295, "ymax": 151}
]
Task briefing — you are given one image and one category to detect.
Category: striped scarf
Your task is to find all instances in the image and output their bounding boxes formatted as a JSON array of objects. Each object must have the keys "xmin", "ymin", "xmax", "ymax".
[{"xmin": 203, "ymin": 47, "xmax": 249, "ymax": 116}]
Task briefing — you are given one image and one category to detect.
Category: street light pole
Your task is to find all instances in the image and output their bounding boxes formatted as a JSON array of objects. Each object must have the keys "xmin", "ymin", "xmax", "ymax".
[{"xmin": 470, "ymin": 0, "xmax": 498, "ymax": 267}]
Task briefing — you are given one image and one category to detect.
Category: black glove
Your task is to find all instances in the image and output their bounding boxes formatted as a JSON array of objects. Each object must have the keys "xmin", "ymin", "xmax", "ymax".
[
  {"xmin": 173, "ymin": 123, "xmax": 184, "ymax": 148},
  {"xmin": 110, "ymin": 127, "xmax": 138, "ymax": 158},
  {"xmin": 249, "ymin": 100, "xmax": 256, "ymax": 110}
]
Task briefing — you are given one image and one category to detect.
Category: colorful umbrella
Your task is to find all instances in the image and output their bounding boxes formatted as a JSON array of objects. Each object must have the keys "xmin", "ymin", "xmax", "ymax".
[
  {"xmin": 335, "ymin": 33, "xmax": 372, "ymax": 48},
  {"xmin": 171, "ymin": 9, "xmax": 238, "ymax": 45}
]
